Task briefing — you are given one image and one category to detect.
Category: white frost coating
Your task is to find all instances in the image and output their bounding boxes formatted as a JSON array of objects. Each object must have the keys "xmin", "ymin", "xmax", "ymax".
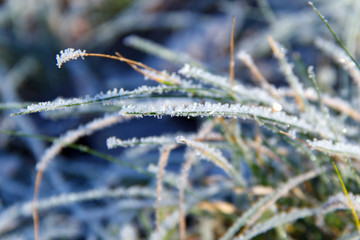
[
  {"xmin": 299, "ymin": 105, "xmax": 337, "ymax": 140},
  {"xmin": 140, "ymin": 68, "xmax": 168, "ymax": 81},
  {"xmin": 315, "ymin": 38, "xmax": 360, "ymax": 90},
  {"xmin": 321, "ymin": 193, "xmax": 360, "ymax": 213},
  {"xmin": 120, "ymin": 102, "xmax": 313, "ymax": 132},
  {"xmin": 21, "ymin": 186, "xmax": 155, "ymax": 215},
  {"xmin": 16, "ymin": 85, "xmax": 192, "ymax": 115},
  {"xmin": 106, "ymin": 136, "xmax": 119, "ymax": 149},
  {"xmin": 19, "ymin": 88, "xmax": 123, "ymax": 114},
  {"xmin": 235, "ymin": 208, "xmax": 316, "ymax": 240},
  {"xmin": 36, "ymin": 114, "xmax": 132, "ymax": 172},
  {"xmin": 56, "ymin": 48, "xmax": 86, "ymax": 68},
  {"xmin": 238, "ymin": 51, "xmax": 252, "ymax": 63},
  {"xmin": 220, "ymin": 167, "xmax": 326, "ymax": 240},
  {"xmin": 307, "ymin": 139, "xmax": 360, "ymax": 158},
  {"xmin": 176, "ymin": 135, "xmax": 246, "ymax": 186},
  {"xmin": 179, "ymin": 64, "xmax": 277, "ymax": 105},
  {"xmin": 270, "ymin": 40, "xmax": 307, "ymax": 107},
  {"xmin": 179, "ymin": 64, "xmax": 229, "ymax": 88},
  {"xmin": 119, "ymin": 224, "xmax": 138, "ymax": 240},
  {"xmin": 107, "ymin": 134, "xmax": 191, "ymax": 149},
  {"xmin": 150, "ymin": 182, "xmax": 234, "ymax": 240}
]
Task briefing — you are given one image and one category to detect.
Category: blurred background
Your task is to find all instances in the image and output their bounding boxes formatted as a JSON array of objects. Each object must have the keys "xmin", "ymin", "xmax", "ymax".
[{"xmin": 0, "ymin": 0, "xmax": 359, "ymax": 239}]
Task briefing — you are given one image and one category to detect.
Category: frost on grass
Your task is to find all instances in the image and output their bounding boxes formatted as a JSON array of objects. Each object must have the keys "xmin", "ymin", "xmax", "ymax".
[
  {"xmin": 14, "ymin": 85, "xmax": 194, "ymax": 115},
  {"xmin": 107, "ymin": 134, "xmax": 188, "ymax": 149},
  {"xmin": 179, "ymin": 64, "xmax": 229, "ymax": 89},
  {"xmin": 176, "ymin": 135, "xmax": 246, "ymax": 186},
  {"xmin": 315, "ymin": 38, "xmax": 360, "ymax": 90},
  {"xmin": 22, "ymin": 186, "xmax": 156, "ymax": 214},
  {"xmin": 307, "ymin": 139, "xmax": 360, "ymax": 159},
  {"xmin": 268, "ymin": 37, "xmax": 307, "ymax": 111},
  {"xmin": 37, "ymin": 114, "xmax": 131, "ymax": 172},
  {"xmin": 303, "ymin": 87, "xmax": 360, "ymax": 123},
  {"xmin": 235, "ymin": 208, "xmax": 317, "ymax": 240},
  {"xmin": 179, "ymin": 64, "xmax": 277, "ymax": 105},
  {"xmin": 321, "ymin": 193, "xmax": 360, "ymax": 213},
  {"xmin": 156, "ymin": 145, "xmax": 176, "ymax": 230},
  {"xmin": 220, "ymin": 167, "xmax": 327, "ymax": 240},
  {"xmin": 235, "ymin": 192, "xmax": 360, "ymax": 240},
  {"xmin": 56, "ymin": 48, "xmax": 86, "ymax": 68},
  {"xmin": 15, "ymin": 88, "xmax": 125, "ymax": 115},
  {"xmin": 0, "ymin": 186, "xmax": 157, "ymax": 235},
  {"xmin": 150, "ymin": 182, "xmax": 235, "ymax": 240},
  {"xmin": 120, "ymin": 102, "xmax": 313, "ymax": 133}
]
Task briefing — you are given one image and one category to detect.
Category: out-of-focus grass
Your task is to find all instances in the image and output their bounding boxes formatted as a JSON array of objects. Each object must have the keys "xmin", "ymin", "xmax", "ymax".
[{"xmin": 1, "ymin": 0, "xmax": 360, "ymax": 239}]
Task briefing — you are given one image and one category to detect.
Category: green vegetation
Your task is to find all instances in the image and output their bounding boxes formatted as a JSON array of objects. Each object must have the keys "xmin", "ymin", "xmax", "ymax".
[{"xmin": 1, "ymin": 1, "xmax": 360, "ymax": 239}]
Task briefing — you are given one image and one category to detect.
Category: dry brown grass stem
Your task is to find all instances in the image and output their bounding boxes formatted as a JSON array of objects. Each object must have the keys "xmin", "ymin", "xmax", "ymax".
[
  {"xmin": 85, "ymin": 52, "xmax": 181, "ymax": 85},
  {"xmin": 33, "ymin": 170, "xmax": 43, "ymax": 240},
  {"xmin": 156, "ymin": 145, "xmax": 177, "ymax": 230},
  {"xmin": 179, "ymin": 151, "xmax": 196, "ymax": 240},
  {"xmin": 179, "ymin": 121, "xmax": 216, "ymax": 240},
  {"xmin": 267, "ymin": 36, "xmax": 306, "ymax": 112},
  {"xmin": 238, "ymin": 51, "xmax": 280, "ymax": 100}
]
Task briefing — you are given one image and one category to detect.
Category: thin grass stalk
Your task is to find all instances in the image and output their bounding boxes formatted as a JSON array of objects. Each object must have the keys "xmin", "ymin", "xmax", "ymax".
[
  {"xmin": 332, "ymin": 160, "xmax": 360, "ymax": 234},
  {"xmin": 179, "ymin": 151, "xmax": 196, "ymax": 240},
  {"xmin": 33, "ymin": 171, "xmax": 42, "ymax": 240},
  {"xmin": 156, "ymin": 145, "xmax": 177, "ymax": 230},
  {"xmin": 176, "ymin": 136, "xmax": 246, "ymax": 187},
  {"xmin": 267, "ymin": 36, "xmax": 307, "ymax": 112},
  {"xmin": 178, "ymin": 120, "xmax": 216, "ymax": 240},
  {"xmin": 33, "ymin": 114, "xmax": 130, "ymax": 240},
  {"xmin": 308, "ymin": 2, "xmax": 360, "ymax": 71},
  {"xmin": 14, "ymin": 84, "xmax": 226, "ymax": 116},
  {"xmin": 235, "ymin": 208, "xmax": 318, "ymax": 240},
  {"xmin": 220, "ymin": 167, "xmax": 327, "ymax": 240},
  {"xmin": 280, "ymin": 129, "xmax": 360, "ymax": 234},
  {"xmin": 238, "ymin": 51, "xmax": 280, "ymax": 100},
  {"xmin": 57, "ymin": 49, "xmax": 180, "ymax": 85},
  {"xmin": 279, "ymin": 88, "xmax": 360, "ymax": 122},
  {"xmin": 315, "ymin": 38, "xmax": 360, "ymax": 91},
  {"xmin": 307, "ymin": 66, "xmax": 338, "ymax": 139}
]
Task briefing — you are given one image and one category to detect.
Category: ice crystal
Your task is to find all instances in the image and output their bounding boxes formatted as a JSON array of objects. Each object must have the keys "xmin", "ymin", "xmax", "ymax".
[{"xmin": 56, "ymin": 48, "xmax": 86, "ymax": 68}]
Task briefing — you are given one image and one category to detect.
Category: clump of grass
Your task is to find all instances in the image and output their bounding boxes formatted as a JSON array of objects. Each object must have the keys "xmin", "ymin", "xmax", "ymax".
[{"xmin": 2, "ymin": 1, "xmax": 360, "ymax": 240}]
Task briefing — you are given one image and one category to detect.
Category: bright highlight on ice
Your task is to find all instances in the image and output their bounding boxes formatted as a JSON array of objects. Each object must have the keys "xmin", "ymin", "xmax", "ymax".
[{"xmin": 272, "ymin": 102, "xmax": 283, "ymax": 112}]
